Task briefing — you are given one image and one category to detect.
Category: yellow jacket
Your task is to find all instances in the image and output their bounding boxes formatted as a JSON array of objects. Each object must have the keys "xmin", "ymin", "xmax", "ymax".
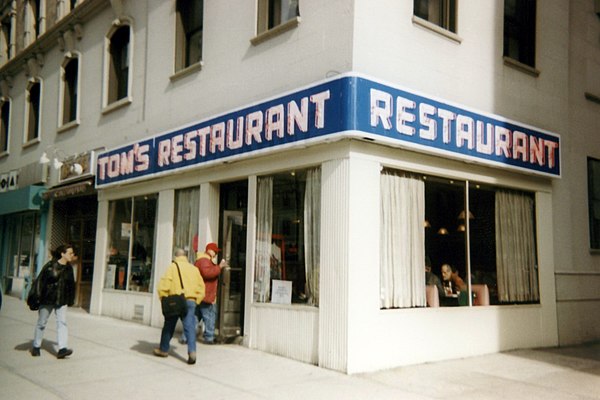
[{"xmin": 157, "ymin": 256, "xmax": 205, "ymax": 304}]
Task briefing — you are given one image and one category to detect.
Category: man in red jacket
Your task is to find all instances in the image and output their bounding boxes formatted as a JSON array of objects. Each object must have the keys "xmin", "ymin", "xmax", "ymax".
[{"xmin": 195, "ymin": 242, "xmax": 227, "ymax": 344}]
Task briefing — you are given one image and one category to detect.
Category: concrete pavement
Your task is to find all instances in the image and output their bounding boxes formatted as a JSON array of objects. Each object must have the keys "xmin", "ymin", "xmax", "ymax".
[{"xmin": 1, "ymin": 294, "xmax": 599, "ymax": 399}]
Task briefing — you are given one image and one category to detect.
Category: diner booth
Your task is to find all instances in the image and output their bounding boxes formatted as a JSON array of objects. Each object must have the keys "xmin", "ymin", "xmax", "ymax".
[{"xmin": 89, "ymin": 73, "xmax": 559, "ymax": 374}]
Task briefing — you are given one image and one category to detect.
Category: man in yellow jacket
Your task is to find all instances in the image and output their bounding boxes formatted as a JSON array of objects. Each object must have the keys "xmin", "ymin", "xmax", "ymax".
[{"xmin": 154, "ymin": 248, "xmax": 205, "ymax": 365}]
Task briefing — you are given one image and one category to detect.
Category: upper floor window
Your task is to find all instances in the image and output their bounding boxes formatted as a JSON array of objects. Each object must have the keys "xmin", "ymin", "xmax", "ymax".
[
  {"xmin": 413, "ymin": 0, "xmax": 456, "ymax": 32},
  {"xmin": 0, "ymin": 98, "xmax": 9, "ymax": 155},
  {"xmin": 106, "ymin": 25, "xmax": 131, "ymax": 106},
  {"xmin": 24, "ymin": 0, "xmax": 43, "ymax": 46},
  {"xmin": 503, "ymin": 0, "xmax": 536, "ymax": 68},
  {"xmin": 257, "ymin": 0, "xmax": 299, "ymax": 35},
  {"xmin": 57, "ymin": 0, "xmax": 79, "ymax": 20},
  {"xmin": 175, "ymin": 0, "xmax": 203, "ymax": 72},
  {"xmin": 588, "ymin": 158, "xmax": 600, "ymax": 250},
  {"xmin": 60, "ymin": 56, "xmax": 79, "ymax": 126},
  {"xmin": 25, "ymin": 80, "xmax": 41, "ymax": 144},
  {"xmin": 0, "ymin": 11, "xmax": 13, "ymax": 65}
]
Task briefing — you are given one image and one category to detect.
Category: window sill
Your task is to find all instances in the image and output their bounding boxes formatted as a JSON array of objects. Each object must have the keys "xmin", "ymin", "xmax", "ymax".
[
  {"xmin": 585, "ymin": 92, "xmax": 600, "ymax": 105},
  {"xmin": 102, "ymin": 96, "xmax": 132, "ymax": 115},
  {"xmin": 250, "ymin": 16, "xmax": 301, "ymax": 46},
  {"xmin": 503, "ymin": 57, "xmax": 540, "ymax": 77},
  {"xmin": 252, "ymin": 301, "xmax": 318, "ymax": 311},
  {"xmin": 57, "ymin": 119, "xmax": 80, "ymax": 133},
  {"xmin": 170, "ymin": 61, "xmax": 203, "ymax": 82},
  {"xmin": 0, "ymin": 150, "xmax": 7, "ymax": 159},
  {"xmin": 411, "ymin": 16, "xmax": 462, "ymax": 44},
  {"xmin": 22, "ymin": 138, "xmax": 40, "ymax": 149}
]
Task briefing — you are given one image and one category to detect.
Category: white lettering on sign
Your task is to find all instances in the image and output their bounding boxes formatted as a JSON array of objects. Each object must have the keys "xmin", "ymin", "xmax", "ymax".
[{"xmin": 369, "ymin": 88, "xmax": 559, "ymax": 170}]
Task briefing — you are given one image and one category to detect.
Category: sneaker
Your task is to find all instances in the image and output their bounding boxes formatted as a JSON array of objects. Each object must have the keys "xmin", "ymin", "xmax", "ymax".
[
  {"xmin": 31, "ymin": 347, "xmax": 40, "ymax": 357},
  {"xmin": 187, "ymin": 352, "xmax": 196, "ymax": 365},
  {"xmin": 153, "ymin": 348, "xmax": 168, "ymax": 357},
  {"xmin": 201, "ymin": 339, "xmax": 215, "ymax": 345},
  {"xmin": 57, "ymin": 348, "xmax": 73, "ymax": 359}
]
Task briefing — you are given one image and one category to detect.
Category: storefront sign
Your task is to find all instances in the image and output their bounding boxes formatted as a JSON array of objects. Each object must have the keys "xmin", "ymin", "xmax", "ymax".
[
  {"xmin": 96, "ymin": 74, "xmax": 560, "ymax": 187},
  {"xmin": 0, "ymin": 170, "xmax": 18, "ymax": 192}
]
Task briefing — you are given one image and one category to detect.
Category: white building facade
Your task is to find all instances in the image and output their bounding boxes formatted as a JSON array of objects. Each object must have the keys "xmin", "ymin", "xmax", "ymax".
[{"xmin": 0, "ymin": 0, "xmax": 598, "ymax": 374}]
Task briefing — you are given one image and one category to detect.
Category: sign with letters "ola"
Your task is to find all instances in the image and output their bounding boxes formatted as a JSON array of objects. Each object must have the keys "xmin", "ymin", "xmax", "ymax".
[{"xmin": 96, "ymin": 74, "xmax": 560, "ymax": 188}]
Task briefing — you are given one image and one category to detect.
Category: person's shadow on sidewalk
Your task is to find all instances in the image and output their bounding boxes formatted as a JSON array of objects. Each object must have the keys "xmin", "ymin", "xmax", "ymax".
[
  {"xmin": 15, "ymin": 340, "xmax": 58, "ymax": 356},
  {"xmin": 130, "ymin": 340, "xmax": 187, "ymax": 363}
]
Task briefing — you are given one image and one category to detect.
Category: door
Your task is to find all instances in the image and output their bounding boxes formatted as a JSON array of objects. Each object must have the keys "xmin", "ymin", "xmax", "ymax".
[
  {"xmin": 217, "ymin": 180, "xmax": 248, "ymax": 343},
  {"xmin": 65, "ymin": 196, "xmax": 97, "ymax": 311}
]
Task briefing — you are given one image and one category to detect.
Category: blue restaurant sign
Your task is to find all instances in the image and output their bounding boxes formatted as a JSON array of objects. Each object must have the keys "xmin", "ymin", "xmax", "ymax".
[{"xmin": 96, "ymin": 74, "xmax": 560, "ymax": 187}]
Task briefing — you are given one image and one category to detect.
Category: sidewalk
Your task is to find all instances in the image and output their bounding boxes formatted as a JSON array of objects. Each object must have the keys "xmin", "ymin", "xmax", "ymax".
[{"xmin": 1, "ymin": 294, "xmax": 599, "ymax": 400}]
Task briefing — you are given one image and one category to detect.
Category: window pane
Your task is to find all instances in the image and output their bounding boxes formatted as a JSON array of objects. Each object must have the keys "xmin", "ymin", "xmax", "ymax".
[
  {"xmin": 588, "ymin": 158, "xmax": 600, "ymax": 249},
  {"xmin": 174, "ymin": 187, "xmax": 200, "ymax": 255},
  {"xmin": 27, "ymin": 83, "xmax": 40, "ymax": 142},
  {"xmin": 130, "ymin": 194, "xmax": 157, "ymax": 292},
  {"xmin": 63, "ymin": 58, "xmax": 78, "ymax": 124},
  {"xmin": 0, "ymin": 100, "xmax": 9, "ymax": 152},
  {"xmin": 503, "ymin": 0, "xmax": 536, "ymax": 67},
  {"xmin": 413, "ymin": 0, "xmax": 456, "ymax": 32},
  {"xmin": 106, "ymin": 199, "xmax": 131, "ymax": 290},
  {"xmin": 109, "ymin": 26, "xmax": 130, "ymax": 103},
  {"xmin": 425, "ymin": 176, "xmax": 467, "ymax": 307},
  {"xmin": 255, "ymin": 168, "xmax": 319, "ymax": 304}
]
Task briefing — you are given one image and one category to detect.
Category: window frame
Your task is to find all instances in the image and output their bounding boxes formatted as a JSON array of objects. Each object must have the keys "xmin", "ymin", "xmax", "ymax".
[
  {"xmin": 174, "ymin": 0, "xmax": 203, "ymax": 74},
  {"xmin": 102, "ymin": 22, "xmax": 133, "ymax": 113},
  {"xmin": 251, "ymin": 0, "xmax": 300, "ymax": 46},
  {"xmin": 105, "ymin": 194, "xmax": 158, "ymax": 293},
  {"xmin": 413, "ymin": 0, "xmax": 457, "ymax": 33},
  {"xmin": 588, "ymin": 157, "xmax": 600, "ymax": 251},
  {"xmin": 58, "ymin": 53, "xmax": 80, "ymax": 131},
  {"xmin": 503, "ymin": 0, "xmax": 538, "ymax": 74},
  {"xmin": 380, "ymin": 168, "xmax": 540, "ymax": 309},
  {"xmin": 23, "ymin": 79, "xmax": 42, "ymax": 147},
  {"xmin": 0, "ymin": 97, "xmax": 10, "ymax": 157}
]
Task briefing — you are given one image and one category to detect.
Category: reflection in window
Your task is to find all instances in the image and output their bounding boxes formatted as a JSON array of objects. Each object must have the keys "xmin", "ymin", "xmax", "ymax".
[
  {"xmin": 105, "ymin": 194, "xmax": 157, "ymax": 292},
  {"xmin": 254, "ymin": 167, "xmax": 320, "ymax": 305},
  {"xmin": 413, "ymin": 0, "xmax": 456, "ymax": 32},
  {"xmin": 175, "ymin": 0, "xmax": 203, "ymax": 71},
  {"xmin": 257, "ymin": 0, "xmax": 299, "ymax": 34},
  {"xmin": 3, "ymin": 212, "xmax": 39, "ymax": 282},
  {"xmin": 380, "ymin": 169, "xmax": 539, "ymax": 309}
]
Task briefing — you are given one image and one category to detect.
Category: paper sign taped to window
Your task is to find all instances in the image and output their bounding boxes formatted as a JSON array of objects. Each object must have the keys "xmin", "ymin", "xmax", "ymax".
[{"xmin": 271, "ymin": 279, "xmax": 292, "ymax": 305}]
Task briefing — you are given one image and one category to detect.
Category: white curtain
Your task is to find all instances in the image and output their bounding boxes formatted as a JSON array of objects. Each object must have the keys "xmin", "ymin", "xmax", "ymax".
[
  {"xmin": 174, "ymin": 187, "xmax": 200, "ymax": 256},
  {"xmin": 380, "ymin": 171, "xmax": 426, "ymax": 308},
  {"xmin": 495, "ymin": 190, "xmax": 539, "ymax": 302},
  {"xmin": 304, "ymin": 167, "xmax": 321, "ymax": 306},
  {"xmin": 254, "ymin": 176, "xmax": 273, "ymax": 302}
]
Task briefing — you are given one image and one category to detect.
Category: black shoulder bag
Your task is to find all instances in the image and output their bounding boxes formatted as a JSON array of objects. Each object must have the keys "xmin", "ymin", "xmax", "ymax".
[{"xmin": 160, "ymin": 262, "xmax": 188, "ymax": 319}]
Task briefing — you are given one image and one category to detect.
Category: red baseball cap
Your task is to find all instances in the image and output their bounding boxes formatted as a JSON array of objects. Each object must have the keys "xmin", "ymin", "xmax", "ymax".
[{"xmin": 205, "ymin": 242, "xmax": 221, "ymax": 253}]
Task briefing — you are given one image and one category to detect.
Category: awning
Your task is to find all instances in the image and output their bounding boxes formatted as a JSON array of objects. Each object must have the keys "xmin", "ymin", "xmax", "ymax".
[
  {"xmin": 41, "ymin": 180, "xmax": 94, "ymax": 200},
  {"xmin": 0, "ymin": 185, "xmax": 46, "ymax": 216}
]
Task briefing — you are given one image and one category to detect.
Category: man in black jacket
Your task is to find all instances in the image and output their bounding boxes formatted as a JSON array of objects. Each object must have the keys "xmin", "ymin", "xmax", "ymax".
[{"xmin": 31, "ymin": 244, "xmax": 76, "ymax": 359}]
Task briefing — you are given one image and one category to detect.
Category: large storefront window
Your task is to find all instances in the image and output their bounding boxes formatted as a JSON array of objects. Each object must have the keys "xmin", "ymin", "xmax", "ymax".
[
  {"xmin": 3, "ymin": 212, "xmax": 39, "ymax": 281},
  {"xmin": 254, "ymin": 167, "xmax": 321, "ymax": 306},
  {"xmin": 380, "ymin": 169, "xmax": 539, "ymax": 309},
  {"xmin": 105, "ymin": 194, "xmax": 157, "ymax": 292}
]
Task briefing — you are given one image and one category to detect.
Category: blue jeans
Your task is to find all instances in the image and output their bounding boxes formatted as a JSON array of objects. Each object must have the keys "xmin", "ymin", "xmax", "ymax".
[
  {"xmin": 33, "ymin": 305, "xmax": 68, "ymax": 349},
  {"xmin": 159, "ymin": 300, "xmax": 197, "ymax": 353},
  {"xmin": 197, "ymin": 302, "xmax": 216, "ymax": 342}
]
